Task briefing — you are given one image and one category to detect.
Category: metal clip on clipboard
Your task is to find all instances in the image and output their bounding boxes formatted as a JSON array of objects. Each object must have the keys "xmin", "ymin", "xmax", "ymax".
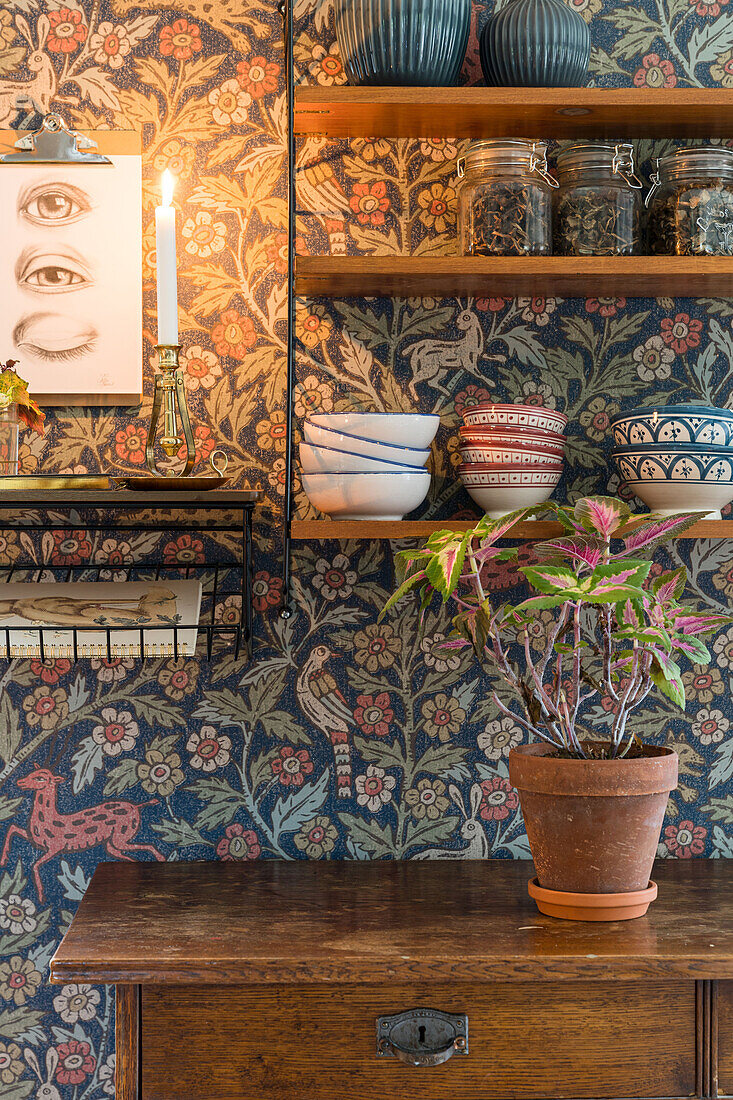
[{"xmin": 0, "ymin": 112, "xmax": 111, "ymax": 164}]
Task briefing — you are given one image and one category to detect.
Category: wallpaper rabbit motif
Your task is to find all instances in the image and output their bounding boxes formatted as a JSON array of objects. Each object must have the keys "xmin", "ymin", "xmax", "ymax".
[{"xmin": 0, "ymin": 0, "xmax": 732, "ymax": 1095}]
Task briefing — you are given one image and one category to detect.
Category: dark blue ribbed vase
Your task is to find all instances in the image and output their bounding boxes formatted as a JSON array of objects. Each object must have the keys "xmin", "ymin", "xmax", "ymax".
[
  {"xmin": 334, "ymin": 0, "xmax": 471, "ymax": 86},
  {"xmin": 480, "ymin": 0, "xmax": 590, "ymax": 87}
]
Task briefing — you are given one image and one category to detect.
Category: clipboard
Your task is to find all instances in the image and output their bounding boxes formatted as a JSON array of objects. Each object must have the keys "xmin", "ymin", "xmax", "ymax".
[{"xmin": 0, "ymin": 114, "xmax": 143, "ymax": 406}]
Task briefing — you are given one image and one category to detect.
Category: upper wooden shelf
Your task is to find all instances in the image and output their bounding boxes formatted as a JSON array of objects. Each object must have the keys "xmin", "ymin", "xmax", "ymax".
[
  {"xmin": 294, "ymin": 87, "xmax": 733, "ymax": 139},
  {"xmin": 291, "ymin": 518, "xmax": 733, "ymax": 540},
  {"xmin": 295, "ymin": 255, "xmax": 733, "ymax": 299}
]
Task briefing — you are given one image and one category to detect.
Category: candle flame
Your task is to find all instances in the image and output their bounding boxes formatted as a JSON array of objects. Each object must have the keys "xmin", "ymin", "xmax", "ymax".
[{"xmin": 161, "ymin": 169, "xmax": 175, "ymax": 207}]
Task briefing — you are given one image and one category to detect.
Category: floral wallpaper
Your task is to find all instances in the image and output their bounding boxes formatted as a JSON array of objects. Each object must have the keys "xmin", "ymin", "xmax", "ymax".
[{"xmin": 0, "ymin": 0, "xmax": 732, "ymax": 1094}]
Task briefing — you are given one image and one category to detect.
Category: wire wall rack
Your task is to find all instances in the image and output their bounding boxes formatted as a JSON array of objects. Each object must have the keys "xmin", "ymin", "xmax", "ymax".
[{"xmin": 0, "ymin": 488, "xmax": 258, "ymax": 662}]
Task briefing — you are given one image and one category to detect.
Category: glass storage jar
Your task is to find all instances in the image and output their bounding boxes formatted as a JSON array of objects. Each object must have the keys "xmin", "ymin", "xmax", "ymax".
[
  {"xmin": 457, "ymin": 139, "xmax": 556, "ymax": 256},
  {"xmin": 646, "ymin": 146, "xmax": 733, "ymax": 255},
  {"xmin": 553, "ymin": 142, "xmax": 642, "ymax": 256}
]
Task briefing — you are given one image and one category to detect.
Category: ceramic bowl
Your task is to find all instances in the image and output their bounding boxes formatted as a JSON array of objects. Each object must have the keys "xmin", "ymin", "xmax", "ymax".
[
  {"xmin": 613, "ymin": 443, "xmax": 733, "ymax": 484},
  {"xmin": 611, "ymin": 404, "xmax": 733, "ymax": 448},
  {"xmin": 459, "ymin": 444, "xmax": 564, "ymax": 467},
  {"xmin": 624, "ymin": 479, "xmax": 732, "ymax": 521},
  {"xmin": 303, "ymin": 422, "xmax": 430, "ymax": 467},
  {"xmin": 458, "ymin": 423, "xmax": 567, "ymax": 444},
  {"xmin": 308, "ymin": 413, "xmax": 440, "ymax": 450},
  {"xmin": 461, "ymin": 403, "xmax": 568, "ymax": 434},
  {"xmin": 299, "ymin": 442, "xmax": 416, "ymax": 474},
  {"xmin": 459, "ymin": 464, "xmax": 561, "ymax": 518},
  {"xmin": 302, "ymin": 471, "xmax": 431, "ymax": 520}
]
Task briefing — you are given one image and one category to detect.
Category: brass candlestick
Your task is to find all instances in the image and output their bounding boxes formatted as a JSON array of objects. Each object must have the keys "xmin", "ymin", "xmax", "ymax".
[{"xmin": 146, "ymin": 345, "xmax": 195, "ymax": 477}]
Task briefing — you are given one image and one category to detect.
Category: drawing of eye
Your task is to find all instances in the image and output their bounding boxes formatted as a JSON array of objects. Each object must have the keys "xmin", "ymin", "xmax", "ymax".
[
  {"xmin": 13, "ymin": 313, "xmax": 98, "ymax": 363},
  {"xmin": 17, "ymin": 249, "xmax": 92, "ymax": 294},
  {"xmin": 18, "ymin": 182, "xmax": 91, "ymax": 225}
]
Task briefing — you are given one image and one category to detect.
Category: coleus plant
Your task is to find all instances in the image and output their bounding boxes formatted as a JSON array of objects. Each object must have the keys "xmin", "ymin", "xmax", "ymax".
[
  {"xmin": 0, "ymin": 361, "xmax": 45, "ymax": 435},
  {"xmin": 382, "ymin": 497, "xmax": 733, "ymax": 760}
]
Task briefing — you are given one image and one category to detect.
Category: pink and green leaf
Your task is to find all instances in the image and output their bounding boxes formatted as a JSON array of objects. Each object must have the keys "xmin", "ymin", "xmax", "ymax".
[
  {"xmin": 574, "ymin": 495, "xmax": 631, "ymax": 538},
  {"xmin": 616, "ymin": 512, "xmax": 707, "ymax": 557}
]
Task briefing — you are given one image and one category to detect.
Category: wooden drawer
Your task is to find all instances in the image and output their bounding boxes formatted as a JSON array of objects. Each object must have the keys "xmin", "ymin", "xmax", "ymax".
[{"xmin": 141, "ymin": 980, "xmax": 696, "ymax": 1100}]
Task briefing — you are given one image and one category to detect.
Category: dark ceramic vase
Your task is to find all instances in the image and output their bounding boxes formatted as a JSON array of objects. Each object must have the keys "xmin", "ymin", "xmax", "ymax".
[
  {"xmin": 334, "ymin": 0, "xmax": 471, "ymax": 86},
  {"xmin": 480, "ymin": 0, "xmax": 590, "ymax": 87}
]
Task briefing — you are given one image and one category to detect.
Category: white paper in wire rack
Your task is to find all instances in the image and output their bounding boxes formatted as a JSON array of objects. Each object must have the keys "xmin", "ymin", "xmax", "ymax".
[{"xmin": 0, "ymin": 580, "xmax": 202, "ymax": 658}]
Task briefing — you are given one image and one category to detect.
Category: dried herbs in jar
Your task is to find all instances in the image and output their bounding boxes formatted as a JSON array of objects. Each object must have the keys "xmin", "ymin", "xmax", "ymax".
[
  {"xmin": 457, "ymin": 139, "xmax": 556, "ymax": 256},
  {"xmin": 553, "ymin": 142, "xmax": 642, "ymax": 256},
  {"xmin": 646, "ymin": 147, "xmax": 733, "ymax": 256}
]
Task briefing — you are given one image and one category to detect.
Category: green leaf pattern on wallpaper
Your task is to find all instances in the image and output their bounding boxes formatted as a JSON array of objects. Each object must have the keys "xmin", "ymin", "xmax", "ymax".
[{"xmin": 0, "ymin": 0, "xmax": 732, "ymax": 1092}]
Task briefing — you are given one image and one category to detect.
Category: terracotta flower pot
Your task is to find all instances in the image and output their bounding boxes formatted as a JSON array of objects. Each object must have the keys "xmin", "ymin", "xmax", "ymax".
[{"xmin": 508, "ymin": 743, "xmax": 678, "ymax": 911}]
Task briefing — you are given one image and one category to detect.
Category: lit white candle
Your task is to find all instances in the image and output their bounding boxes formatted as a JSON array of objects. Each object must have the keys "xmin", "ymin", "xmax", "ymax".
[{"xmin": 155, "ymin": 170, "xmax": 179, "ymax": 345}]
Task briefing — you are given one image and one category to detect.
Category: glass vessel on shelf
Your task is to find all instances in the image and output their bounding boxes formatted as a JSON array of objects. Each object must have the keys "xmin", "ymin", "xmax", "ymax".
[
  {"xmin": 457, "ymin": 139, "xmax": 557, "ymax": 257},
  {"xmin": 0, "ymin": 405, "xmax": 19, "ymax": 475},
  {"xmin": 554, "ymin": 141, "xmax": 642, "ymax": 256},
  {"xmin": 646, "ymin": 146, "xmax": 733, "ymax": 256}
]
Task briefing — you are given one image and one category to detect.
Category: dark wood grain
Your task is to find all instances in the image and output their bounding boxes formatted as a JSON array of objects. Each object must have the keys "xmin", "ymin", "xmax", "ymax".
[
  {"xmin": 50, "ymin": 860, "xmax": 733, "ymax": 985},
  {"xmin": 294, "ymin": 86, "xmax": 733, "ymax": 139},
  {"xmin": 295, "ymin": 256, "xmax": 733, "ymax": 299},
  {"xmin": 0, "ymin": 488, "xmax": 260, "ymax": 509},
  {"xmin": 141, "ymin": 980, "xmax": 695, "ymax": 1100},
  {"xmin": 290, "ymin": 519, "xmax": 733, "ymax": 541},
  {"xmin": 115, "ymin": 985, "xmax": 139, "ymax": 1100}
]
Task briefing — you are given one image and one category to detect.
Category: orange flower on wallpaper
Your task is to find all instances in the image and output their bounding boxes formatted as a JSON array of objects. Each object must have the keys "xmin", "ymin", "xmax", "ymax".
[
  {"xmin": 212, "ymin": 310, "xmax": 257, "ymax": 359},
  {"xmin": 153, "ymin": 140, "xmax": 196, "ymax": 181},
  {"xmin": 237, "ymin": 56, "xmax": 280, "ymax": 96},
  {"xmin": 349, "ymin": 181, "xmax": 390, "ymax": 226},
  {"xmin": 265, "ymin": 232, "xmax": 288, "ymax": 275},
  {"xmin": 159, "ymin": 17, "xmax": 202, "ymax": 60},
  {"xmin": 115, "ymin": 424, "xmax": 146, "ymax": 465},
  {"xmin": 47, "ymin": 8, "xmax": 87, "ymax": 53}
]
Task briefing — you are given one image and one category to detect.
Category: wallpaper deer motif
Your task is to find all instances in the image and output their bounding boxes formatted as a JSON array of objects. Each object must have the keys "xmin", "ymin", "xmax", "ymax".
[{"xmin": 0, "ymin": 0, "xmax": 732, "ymax": 1095}]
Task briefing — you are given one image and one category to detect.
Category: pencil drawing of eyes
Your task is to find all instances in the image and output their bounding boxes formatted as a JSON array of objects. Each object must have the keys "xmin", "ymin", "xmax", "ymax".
[
  {"xmin": 16, "ymin": 248, "xmax": 92, "ymax": 293},
  {"xmin": 13, "ymin": 313, "xmax": 98, "ymax": 362},
  {"xmin": 18, "ymin": 182, "xmax": 91, "ymax": 226}
]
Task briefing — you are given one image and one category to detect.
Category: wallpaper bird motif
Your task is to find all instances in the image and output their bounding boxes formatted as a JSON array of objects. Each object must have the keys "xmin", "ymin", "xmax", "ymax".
[{"xmin": 0, "ymin": 0, "xmax": 732, "ymax": 1094}]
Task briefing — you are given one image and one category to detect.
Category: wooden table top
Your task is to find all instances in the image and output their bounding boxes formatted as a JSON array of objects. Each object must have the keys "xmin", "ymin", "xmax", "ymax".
[{"xmin": 50, "ymin": 859, "xmax": 733, "ymax": 985}]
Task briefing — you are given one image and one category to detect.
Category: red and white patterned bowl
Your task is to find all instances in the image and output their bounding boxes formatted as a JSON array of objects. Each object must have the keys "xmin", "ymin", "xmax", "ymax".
[
  {"xmin": 458, "ymin": 423, "xmax": 566, "ymax": 443},
  {"xmin": 458, "ymin": 463, "xmax": 561, "ymax": 517},
  {"xmin": 459, "ymin": 426, "xmax": 565, "ymax": 453},
  {"xmin": 461, "ymin": 403, "xmax": 568, "ymax": 434},
  {"xmin": 459, "ymin": 465, "xmax": 562, "ymax": 486},
  {"xmin": 459, "ymin": 446, "xmax": 564, "ymax": 467},
  {"xmin": 460, "ymin": 437, "xmax": 561, "ymax": 464}
]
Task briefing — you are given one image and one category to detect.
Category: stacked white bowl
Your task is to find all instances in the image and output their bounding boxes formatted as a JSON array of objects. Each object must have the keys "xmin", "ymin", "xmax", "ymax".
[
  {"xmin": 611, "ymin": 404, "xmax": 733, "ymax": 519},
  {"xmin": 457, "ymin": 402, "xmax": 568, "ymax": 518},
  {"xmin": 301, "ymin": 413, "xmax": 439, "ymax": 519}
]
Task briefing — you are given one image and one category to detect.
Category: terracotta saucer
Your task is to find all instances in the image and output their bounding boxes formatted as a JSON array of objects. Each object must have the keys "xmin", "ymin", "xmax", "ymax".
[{"xmin": 528, "ymin": 877, "xmax": 658, "ymax": 921}]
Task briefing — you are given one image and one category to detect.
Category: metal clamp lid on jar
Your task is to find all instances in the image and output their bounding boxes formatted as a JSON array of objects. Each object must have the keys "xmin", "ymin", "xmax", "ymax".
[
  {"xmin": 555, "ymin": 141, "xmax": 643, "ymax": 189},
  {"xmin": 457, "ymin": 139, "xmax": 558, "ymax": 188},
  {"xmin": 645, "ymin": 145, "xmax": 733, "ymax": 207}
]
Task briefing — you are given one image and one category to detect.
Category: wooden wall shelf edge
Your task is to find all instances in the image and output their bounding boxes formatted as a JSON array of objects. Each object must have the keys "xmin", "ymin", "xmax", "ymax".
[
  {"xmin": 291, "ymin": 519, "xmax": 733, "ymax": 540},
  {"xmin": 294, "ymin": 256, "xmax": 733, "ymax": 299},
  {"xmin": 294, "ymin": 86, "xmax": 733, "ymax": 139}
]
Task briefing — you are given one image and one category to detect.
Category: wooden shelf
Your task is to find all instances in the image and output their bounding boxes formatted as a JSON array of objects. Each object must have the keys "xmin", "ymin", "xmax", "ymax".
[
  {"xmin": 295, "ymin": 255, "xmax": 733, "ymax": 299},
  {"xmin": 291, "ymin": 519, "xmax": 733, "ymax": 540},
  {"xmin": 295, "ymin": 87, "xmax": 733, "ymax": 139}
]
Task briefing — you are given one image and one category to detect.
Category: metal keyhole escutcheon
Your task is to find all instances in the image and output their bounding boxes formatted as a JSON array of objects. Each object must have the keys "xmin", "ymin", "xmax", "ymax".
[{"xmin": 376, "ymin": 1009, "xmax": 469, "ymax": 1067}]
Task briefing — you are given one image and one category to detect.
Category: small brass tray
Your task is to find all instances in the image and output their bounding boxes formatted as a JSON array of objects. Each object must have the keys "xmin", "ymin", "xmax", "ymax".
[
  {"xmin": 112, "ymin": 476, "xmax": 229, "ymax": 491},
  {"xmin": 0, "ymin": 475, "xmax": 111, "ymax": 490}
]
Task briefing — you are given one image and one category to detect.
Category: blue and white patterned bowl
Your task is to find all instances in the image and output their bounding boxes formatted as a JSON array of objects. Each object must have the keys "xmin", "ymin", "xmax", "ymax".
[
  {"xmin": 613, "ymin": 443, "xmax": 733, "ymax": 484},
  {"xmin": 611, "ymin": 404, "xmax": 733, "ymax": 447}
]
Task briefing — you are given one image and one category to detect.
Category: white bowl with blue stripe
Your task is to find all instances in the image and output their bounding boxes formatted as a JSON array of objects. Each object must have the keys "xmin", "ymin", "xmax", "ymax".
[
  {"xmin": 303, "ymin": 421, "xmax": 430, "ymax": 467},
  {"xmin": 611, "ymin": 405, "xmax": 733, "ymax": 448},
  {"xmin": 308, "ymin": 413, "xmax": 440, "ymax": 450}
]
